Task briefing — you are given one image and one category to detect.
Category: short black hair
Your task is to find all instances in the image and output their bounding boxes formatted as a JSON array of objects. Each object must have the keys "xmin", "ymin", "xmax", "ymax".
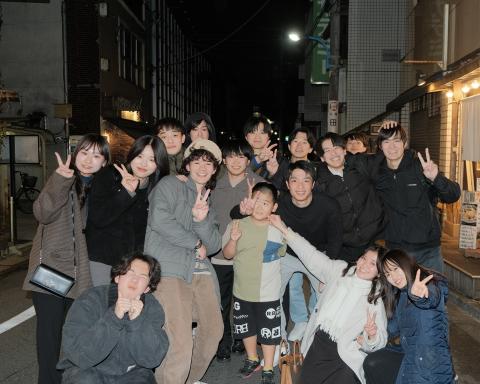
[
  {"xmin": 377, "ymin": 124, "xmax": 407, "ymax": 150},
  {"xmin": 316, "ymin": 132, "xmax": 346, "ymax": 157},
  {"xmin": 252, "ymin": 182, "xmax": 278, "ymax": 204},
  {"xmin": 287, "ymin": 160, "xmax": 317, "ymax": 181},
  {"xmin": 344, "ymin": 131, "xmax": 368, "ymax": 147},
  {"xmin": 155, "ymin": 117, "xmax": 185, "ymax": 135},
  {"xmin": 243, "ymin": 115, "xmax": 272, "ymax": 138},
  {"xmin": 289, "ymin": 127, "xmax": 316, "ymax": 148},
  {"xmin": 111, "ymin": 252, "xmax": 162, "ymax": 292},
  {"xmin": 221, "ymin": 139, "xmax": 253, "ymax": 160}
]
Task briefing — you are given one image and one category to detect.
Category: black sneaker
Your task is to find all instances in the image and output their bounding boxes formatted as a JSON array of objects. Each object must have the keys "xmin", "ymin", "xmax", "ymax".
[
  {"xmin": 261, "ymin": 369, "xmax": 274, "ymax": 384},
  {"xmin": 232, "ymin": 339, "xmax": 246, "ymax": 354},
  {"xmin": 216, "ymin": 345, "xmax": 231, "ymax": 362},
  {"xmin": 238, "ymin": 358, "xmax": 261, "ymax": 378}
]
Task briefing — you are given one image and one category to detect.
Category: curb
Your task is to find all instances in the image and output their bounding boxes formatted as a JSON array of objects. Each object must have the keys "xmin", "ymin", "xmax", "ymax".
[{"xmin": 449, "ymin": 288, "xmax": 480, "ymax": 322}]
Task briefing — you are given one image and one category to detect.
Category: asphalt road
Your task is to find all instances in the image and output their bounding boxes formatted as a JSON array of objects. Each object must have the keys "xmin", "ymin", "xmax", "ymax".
[{"xmin": 1, "ymin": 268, "xmax": 480, "ymax": 384}]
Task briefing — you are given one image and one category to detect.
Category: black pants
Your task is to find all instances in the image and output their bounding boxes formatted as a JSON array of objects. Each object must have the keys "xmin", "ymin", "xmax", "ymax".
[
  {"xmin": 363, "ymin": 347, "xmax": 404, "ymax": 384},
  {"xmin": 213, "ymin": 264, "xmax": 235, "ymax": 349},
  {"xmin": 301, "ymin": 330, "xmax": 360, "ymax": 384},
  {"xmin": 32, "ymin": 291, "xmax": 73, "ymax": 384}
]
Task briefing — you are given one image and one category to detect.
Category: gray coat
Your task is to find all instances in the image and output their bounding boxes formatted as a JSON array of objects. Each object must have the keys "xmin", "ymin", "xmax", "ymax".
[
  {"xmin": 23, "ymin": 172, "xmax": 92, "ymax": 299},
  {"xmin": 144, "ymin": 175, "xmax": 221, "ymax": 297}
]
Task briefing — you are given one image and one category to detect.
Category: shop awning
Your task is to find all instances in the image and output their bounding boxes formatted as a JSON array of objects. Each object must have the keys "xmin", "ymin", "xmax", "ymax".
[{"xmin": 105, "ymin": 118, "xmax": 153, "ymax": 139}]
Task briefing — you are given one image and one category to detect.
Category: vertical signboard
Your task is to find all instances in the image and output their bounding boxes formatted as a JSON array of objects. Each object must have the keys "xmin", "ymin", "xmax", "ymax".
[{"xmin": 311, "ymin": 0, "xmax": 330, "ymax": 84}]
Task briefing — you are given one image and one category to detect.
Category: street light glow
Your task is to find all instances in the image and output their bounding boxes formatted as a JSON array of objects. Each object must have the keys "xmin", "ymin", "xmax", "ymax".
[{"xmin": 288, "ymin": 32, "xmax": 301, "ymax": 42}]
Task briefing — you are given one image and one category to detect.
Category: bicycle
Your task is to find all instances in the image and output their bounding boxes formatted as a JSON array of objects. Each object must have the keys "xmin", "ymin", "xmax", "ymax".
[{"xmin": 14, "ymin": 171, "xmax": 41, "ymax": 214}]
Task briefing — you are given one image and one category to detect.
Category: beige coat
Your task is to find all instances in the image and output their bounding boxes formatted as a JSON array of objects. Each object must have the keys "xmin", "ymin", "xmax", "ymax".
[{"xmin": 23, "ymin": 172, "xmax": 92, "ymax": 299}]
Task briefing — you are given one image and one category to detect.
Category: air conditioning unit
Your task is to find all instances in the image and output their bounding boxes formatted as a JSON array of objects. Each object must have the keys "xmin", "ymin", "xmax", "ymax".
[{"xmin": 98, "ymin": 2, "xmax": 108, "ymax": 17}]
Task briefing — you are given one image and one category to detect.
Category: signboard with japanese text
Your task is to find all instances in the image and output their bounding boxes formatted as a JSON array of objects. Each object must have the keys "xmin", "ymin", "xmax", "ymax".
[{"xmin": 311, "ymin": 0, "xmax": 330, "ymax": 84}]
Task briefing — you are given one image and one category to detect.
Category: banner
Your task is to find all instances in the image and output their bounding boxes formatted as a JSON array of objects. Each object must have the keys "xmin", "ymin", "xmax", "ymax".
[{"xmin": 311, "ymin": 0, "xmax": 330, "ymax": 84}]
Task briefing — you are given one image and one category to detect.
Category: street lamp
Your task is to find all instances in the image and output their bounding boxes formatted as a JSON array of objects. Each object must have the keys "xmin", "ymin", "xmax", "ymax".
[{"xmin": 288, "ymin": 31, "xmax": 331, "ymax": 70}]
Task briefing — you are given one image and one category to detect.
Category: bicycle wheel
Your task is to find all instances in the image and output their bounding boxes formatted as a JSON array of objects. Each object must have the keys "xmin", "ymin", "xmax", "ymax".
[{"xmin": 16, "ymin": 188, "xmax": 40, "ymax": 214}]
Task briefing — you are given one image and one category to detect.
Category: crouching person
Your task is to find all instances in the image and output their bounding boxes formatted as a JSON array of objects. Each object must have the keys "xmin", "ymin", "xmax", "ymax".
[{"xmin": 57, "ymin": 253, "xmax": 168, "ymax": 384}]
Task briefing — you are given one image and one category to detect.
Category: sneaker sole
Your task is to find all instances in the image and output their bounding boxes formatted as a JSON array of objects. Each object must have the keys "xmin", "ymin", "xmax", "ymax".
[{"xmin": 238, "ymin": 364, "xmax": 262, "ymax": 379}]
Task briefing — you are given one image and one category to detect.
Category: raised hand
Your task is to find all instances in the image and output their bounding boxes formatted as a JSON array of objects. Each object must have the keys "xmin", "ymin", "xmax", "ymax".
[
  {"xmin": 410, "ymin": 269, "xmax": 434, "ymax": 298},
  {"xmin": 364, "ymin": 308, "xmax": 377, "ymax": 340},
  {"xmin": 113, "ymin": 163, "xmax": 139, "ymax": 193},
  {"xmin": 266, "ymin": 149, "xmax": 279, "ymax": 176},
  {"xmin": 258, "ymin": 140, "xmax": 277, "ymax": 162},
  {"xmin": 230, "ymin": 220, "xmax": 242, "ymax": 241},
  {"xmin": 55, "ymin": 152, "xmax": 74, "ymax": 178},
  {"xmin": 418, "ymin": 148, "xmax": 438, "ymax": 181},
  {"xmin": 269, "ymin": 214, "xmax": 288, "ymax": 236},
  {"xmin": 115, "ymin": 297, "xmax": 131, "ymax": 319},
  {"xmin": 239, "ymin": 189, "xmax": 259, "ymax": 216},
  {"xmin": 192, "ymin": 189, "xmax": 210, "ymax": 222},
  {"xmin": 380, "ymin": 120, "xmax": 398, "ymax": 130},
  {"xmin": 128, "ymin": 298, "xmax": 144, "ymax": 320}
]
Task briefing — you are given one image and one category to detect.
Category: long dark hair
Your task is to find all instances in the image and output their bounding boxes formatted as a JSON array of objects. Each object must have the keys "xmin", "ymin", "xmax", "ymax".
[
  {"xmin": 179, "ymin": 148, "xmax": 220, "ymax": 190},
  {"xmin": 342, "ymin": 244, "xmax": 388, "ymax": 305},
  {"xmin": 125, "ymin": 135, "xmax": 169, "ymax": 194},
  {"xmin": 377, "ymin": 248, "xmax": 443, "ymax": 318},
  {"xmin": 70, "ymin": 134, "xmax": 110, "ymax": 207},
  {"xmin": 111, "ymin": 252, "xmax": 161, "ymax": 292}
]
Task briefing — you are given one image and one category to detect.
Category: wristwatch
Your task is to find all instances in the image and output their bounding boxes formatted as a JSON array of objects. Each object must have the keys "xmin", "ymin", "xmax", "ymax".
[{"xmin": 194, "ymin": 239, "xmax": 202, "ymax": 258}]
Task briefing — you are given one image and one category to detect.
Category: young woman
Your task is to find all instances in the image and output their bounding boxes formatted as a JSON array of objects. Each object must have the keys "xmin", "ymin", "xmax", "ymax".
[
  {"xmin": 23, "ymin": 134, "xmax": 110, "ymax": 384},
  {"xmin": 184, "ymin": 111, "xmax": 217, "ymax": 145},
  {"xmin": 86, "ymin": 135, "xmax": 169, "ymax": 286},
  {"xmin": 269, "ymin": 214, "xmax": 388, "ymax": 384},
  {"xmin": 364, "ymin": 249, "xmax": 454, "ymax": 384}
]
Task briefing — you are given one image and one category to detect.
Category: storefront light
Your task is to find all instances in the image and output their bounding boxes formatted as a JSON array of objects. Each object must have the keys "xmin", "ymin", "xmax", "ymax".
[
  {"xmin": 461, "ymin": 85, "xmax": 470, "ymax": 94},
  {"xmin": 471, "ymin": 80, "xmax": 480, "ymax": 89},
  {"xmin": 446, "ymin": 90, "xmax": 454, "ymax": 98}
]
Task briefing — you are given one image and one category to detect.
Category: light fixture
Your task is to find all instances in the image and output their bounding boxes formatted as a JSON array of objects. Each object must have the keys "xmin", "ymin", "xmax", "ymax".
[
  {"xmin": 471, "ymin": 80, "xmax": 480, "ymax": 89},
  {"xmin": 287, "ymin": 30, "xmax": 331, "ymax": 70},
  {"xmin": 416, "ymin": 72, "xmax": 426, "ymax": 87},
  {"xmin": 288, "ymin": 32, "xmax": 301, "ymax": 42},
  {"xmin": 446, "ymin": 90, "xmax": 454, "ymax": 98},
  {"xmin": 462, "ymin": 85, "xmax": 470, "ymax": 94}
]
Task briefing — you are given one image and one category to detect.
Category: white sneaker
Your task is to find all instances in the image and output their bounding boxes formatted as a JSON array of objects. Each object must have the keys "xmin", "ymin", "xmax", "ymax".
[
  {"xmin": 261, "ymin": 345, "xmax": 281, "ymax": 368},
  {"xmin": 288, "ymin": 322, "xmax": 307, "ymax": 341}
]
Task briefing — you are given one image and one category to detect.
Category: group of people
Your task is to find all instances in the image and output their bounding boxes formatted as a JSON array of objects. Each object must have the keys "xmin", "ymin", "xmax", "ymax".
[{"xmin": 22, "ymin": 111, "xmax": 460, "ymax": 384}]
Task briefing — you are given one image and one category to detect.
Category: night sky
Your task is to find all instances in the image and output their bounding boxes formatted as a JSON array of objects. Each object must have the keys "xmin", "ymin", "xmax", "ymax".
[{"xmin": 167, "ymin": 0, "xmax": 309, "ymax": 143}]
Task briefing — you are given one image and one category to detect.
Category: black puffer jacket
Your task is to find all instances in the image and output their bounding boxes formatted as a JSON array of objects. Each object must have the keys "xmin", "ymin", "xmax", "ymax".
[
  {"xmin": 316, "ymin": 153, "xmax": 386, "ymax": 260},
  {"xmin": 375, "ymin": 149, "xmax": 460, "ymax": 251}
]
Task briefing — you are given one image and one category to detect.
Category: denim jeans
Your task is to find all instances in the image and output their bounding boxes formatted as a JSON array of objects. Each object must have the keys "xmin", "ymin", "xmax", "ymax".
[
  {"xmin": 408, "ymin": 245, "xmax": 444, "ymax": 273},
  {"xmin": 280, "ymin": 253, "xmax": 321, "ymax": 337},
  {"xmin": 289, "ymin": 272, "xmax": 317, "ymax": 323}
]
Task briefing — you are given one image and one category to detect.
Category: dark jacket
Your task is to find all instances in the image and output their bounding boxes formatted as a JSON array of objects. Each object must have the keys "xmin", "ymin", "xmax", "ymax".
[
  {"xmin": 375, "ymin": 149, "xmax": 460, "ymax": 251},
  {"xmin": 23, "ymin": 172, "xmax": 92, "ymax": 299},
  {"xmin": 316, "ymin": 153, "xmax": 386, "ymax": 261},
  {"xmin": 388, "ymin": 278, "xmax": 454, "ymax": 384},
  {"xmin": 86, "ymin": 165, "xmax": 150, "ymax": 266},
  {"xmin": 58, "ymin": 284, "xmax": 168, "ymax": 379}
]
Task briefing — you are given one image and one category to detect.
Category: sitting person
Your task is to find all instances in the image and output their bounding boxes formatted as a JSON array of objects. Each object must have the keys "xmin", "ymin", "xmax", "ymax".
[{"xmin": 57, "ymin": 253, "xmax": 169, "ymax": 384}]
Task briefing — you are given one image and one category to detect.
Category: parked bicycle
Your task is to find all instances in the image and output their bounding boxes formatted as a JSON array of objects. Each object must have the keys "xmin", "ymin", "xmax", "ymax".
[{"xmin": 14, "ymin": 171, "xmax": 40, "ymax": 214}]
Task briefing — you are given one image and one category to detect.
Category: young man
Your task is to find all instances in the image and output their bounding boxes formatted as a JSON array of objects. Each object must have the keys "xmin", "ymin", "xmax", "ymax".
[
  {"xmin": 316, "ymin": 132, "xmax": 386, "ymax": 262},
  {"xmin": 210, "ymin": 140, "xmax": 264, "ymax": 361},
  {"xmin": 184, "ymin": 112, "xmax": 217, "ymax": 144},
  {"xmin": 144, "ymin": 139, "xmax": 223, "ymax": 384},
  {"xmin": 155, "ymin": 117, "xmax": 186, "ymax": 175},
  {"xmin": 243, "ymin": 114, "xmax": 277, "ymax": 177},
  {"xmin": 344, "ymin": 131, "xmax": 369, "ymax": 154},
  {"xmin": 58, "ymin": 253, "xmax": 168, "ymax": 384},
  {"xmin": 223, "ymin": 182, "xmax": 286, "ymax": 384},
  {"xmin": 375, "ymin": 123, "xmax": 460, "ymax": 272}
]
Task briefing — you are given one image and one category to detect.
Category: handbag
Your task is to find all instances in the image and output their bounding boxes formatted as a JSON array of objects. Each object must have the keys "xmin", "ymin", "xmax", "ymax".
[
  {"xmin": 30, "ymin": 190, "xmax": 76, "ymax": 297},
  {"xmin": 279, "ymin": 339, "xmax": 303, "ymax": 384}
]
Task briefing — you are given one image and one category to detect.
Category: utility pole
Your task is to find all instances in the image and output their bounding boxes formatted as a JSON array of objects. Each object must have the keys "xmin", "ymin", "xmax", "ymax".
[{"xmin": 327, "ymin": 0, "xmax": 340, "ymax": 133}]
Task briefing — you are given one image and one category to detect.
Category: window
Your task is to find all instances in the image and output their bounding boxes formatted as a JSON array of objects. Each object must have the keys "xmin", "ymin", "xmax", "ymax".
[{"xmin": 119, "ymin": 24, "xmax": 144, "ymax": 88}]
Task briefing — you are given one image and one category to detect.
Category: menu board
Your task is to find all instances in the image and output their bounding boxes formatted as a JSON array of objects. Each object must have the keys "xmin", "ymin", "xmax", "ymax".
[{"xmin": 459, "ymin": 191, "xmax": 480, "ymax": 249}]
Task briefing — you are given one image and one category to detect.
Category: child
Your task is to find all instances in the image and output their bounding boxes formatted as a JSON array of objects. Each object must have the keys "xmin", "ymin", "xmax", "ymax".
[
  {"xmin": 223, "ymin": 182, "xmax": 286, "ymax": 384},
  {"xmin": 23, "ymin": 134, "xmax": 110, "ymax": 384},
  {"xmin": 363, "ymin": 249, "xmax": 454, "ymax": 384},
  {"xmin": 155, "ymin": 117, "xmax": 186, "ymax": 175}
]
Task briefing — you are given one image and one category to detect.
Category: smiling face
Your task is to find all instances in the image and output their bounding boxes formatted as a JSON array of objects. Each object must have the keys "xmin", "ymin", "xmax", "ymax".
[
  {"xmin": 251, "ymin": 190, "xmax": 277, "ymax": 222},
  {"xmin": 245, "ymin": 122, "xmax": 270, "ymax": 151},
  {"xmin": 286, "ymin": 168, "xmax": 314, "ymax": 206},
  {"xmin": 320, "ymin": 139, "xmax": 346, "ymax": 170},
  {"xmin": 130, "ymin": 144, "xmax": 157, "ymax": 180},
  {"xmin": 224, "ymin": 153, "xmax": 250, "ymax": 177},
  {"xmin": 355, "ymin": 250, "xmax": 379, "ymax": 281},
  {"xmin": 115, "ymin": 259, "xmax": 151, "ymax": 300},
  {"xmin": 288, "ymin": 132, "xmax": 313, "ymax": 161},
  {"xmin": 186, "ymin": 156, "xmax": 216, "ymax": 186},
  {"xmin": 74, "ymin": 144, "xmax": 107, "ymax": 177},
  {"xmin": 383, "ymin": 260, "xmax": 408, "ymax": 289},
  {"xmin": 346, "ymin": 138, "xmax": 367, "ymax": 154},
  {"xmin": 379, "ymin": 132, "xmax": 406, "ymax": 164},
  {"xmin": 158, "ymin": 128, "xmax": 185, "ymax": 156},
  {"xmin": 190, "ymin": 120, "xmax": 210, "ymax": 142}
]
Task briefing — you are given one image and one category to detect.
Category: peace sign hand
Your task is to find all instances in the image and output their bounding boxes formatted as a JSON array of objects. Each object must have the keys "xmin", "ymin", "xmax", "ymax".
[
  {"xmin": 418, "ymin": 148, "xmax": 438, "ymax": 181},
  {"xmin": 192, "ymin": 189, "xmax": 210, "ymax": 222},
  {"xmin": 266, "ymin": 149, "xmax": 279, "ymax": 176},
  {"xmin": 364, "ymin": 308, "xmax": 377, "ymax": 340},
  {"xmin": 113, "ymin": 164, "xmax": 139, "ymax": 193},
  {"xmin": 230, "ymin": 220, "xmax": 242, "ymax": 241},
  {"xmin": 258, "ymin": 140, "xmax": 277, "ymax": 162},
  {"xmin": 55, "ymin": 152, "xmax": 74, "ymax": 178},
  {"xmin": 239, "ymin": 190, "xmax": 259, "ymax": 216},
  {"xmin": 410, "ymin": 269, "xmax": 434, "ymax": 298}
]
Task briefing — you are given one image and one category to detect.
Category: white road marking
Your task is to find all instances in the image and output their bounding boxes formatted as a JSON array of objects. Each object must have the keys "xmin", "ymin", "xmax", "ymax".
[{"xmin": 0, "ymin": 306, "xmax": 36, "ymax": 335}]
